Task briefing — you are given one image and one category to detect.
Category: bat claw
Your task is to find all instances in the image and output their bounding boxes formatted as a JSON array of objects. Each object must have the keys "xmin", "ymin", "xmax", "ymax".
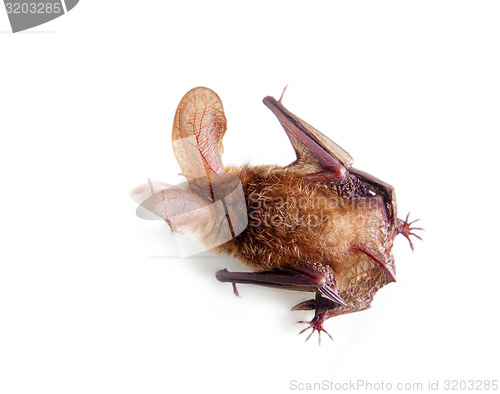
[
  {"xmin": 232, "ymin": 282, "xmax": 241, "ymax": 297},
  {"xmin": 397, "ymin": 212, "xmax": 423, "ymax": 251},
  {"xmin": 278, "ymin": 85, "xmax": 289, "ymax": 103},
  {"xmin": 297, "ymin": 314, "xmax": 333, "ymax": 345}
]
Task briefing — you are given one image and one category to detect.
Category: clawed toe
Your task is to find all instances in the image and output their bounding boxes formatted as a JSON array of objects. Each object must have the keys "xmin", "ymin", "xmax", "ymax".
[
  {"xmin": 297, "ymin": 315, "xmax": 333, "ymax": 344},
  {"xmin": 397, "ymin": 212, "xmax": 424, "ymax": 251}
]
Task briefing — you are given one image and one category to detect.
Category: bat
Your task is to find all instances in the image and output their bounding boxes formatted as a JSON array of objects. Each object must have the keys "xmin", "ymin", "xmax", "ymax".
[{"xmin": 131, "ymin": 87, "xmax": 421, "ymax": 342}]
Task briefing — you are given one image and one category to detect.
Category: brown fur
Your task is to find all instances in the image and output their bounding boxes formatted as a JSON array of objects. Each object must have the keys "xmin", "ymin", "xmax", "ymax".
[{"xmin": 215, "ymin": 164, "xmax": 396, "ymax": 314}]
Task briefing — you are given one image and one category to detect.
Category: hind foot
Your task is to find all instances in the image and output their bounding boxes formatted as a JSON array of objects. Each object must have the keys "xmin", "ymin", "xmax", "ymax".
[
  {"xmin": 397, "ymin": 212, "xmax": 423, "ymax": 251},
  {"xmin": 297, "ymin": 313, "xmax": 333, "ymax": 344}
]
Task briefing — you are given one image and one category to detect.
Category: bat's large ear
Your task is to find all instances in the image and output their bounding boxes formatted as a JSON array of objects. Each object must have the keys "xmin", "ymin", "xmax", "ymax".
[
  {"xmin": 172, "ymin": 87, "xmax": 227, "ymax": 180},
  {"xmin": 131, "ymin": 179, "xmax": 247, "ymax": 254},
  {"xmin": 131, "ymin": 181, "xmax": 231, "ymax": 247},
  {"xmin": 263, "ymin": 96, "xmax": 353, "ymax": 181},
  {"xmin": 130, "ymin": 182, "xmax": 213, "ymax": 233}
]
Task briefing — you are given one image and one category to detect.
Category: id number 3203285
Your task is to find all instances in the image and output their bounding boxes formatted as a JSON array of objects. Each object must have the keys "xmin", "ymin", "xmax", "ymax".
[{"xmin": 5, "ymin": 2, "xmax": 62, "ymax": 14}]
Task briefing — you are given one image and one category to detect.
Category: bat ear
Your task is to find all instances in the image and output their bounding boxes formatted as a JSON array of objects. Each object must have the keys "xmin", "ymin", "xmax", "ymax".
[
  {"xmin": 131, "ymin": 176, "xmax": 248, "ymax": 254},
  {"xmin": 130, "ymin": 181, "xmax": 171, "ymax": 206},
  {"xmin": 130, "ymin": 181, "xmax": 218, "ymax": 234},
  {"xmin": 263, "ymin": 96, "xmax": 353, "ymax": 181},
  {"xmin": 172, "ymin": 87, "xmax": 227, "ymax": 180}
]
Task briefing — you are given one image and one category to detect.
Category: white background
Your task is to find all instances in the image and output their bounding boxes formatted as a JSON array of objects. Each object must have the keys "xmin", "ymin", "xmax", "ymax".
[{"xmin": 1, "ymin": 1, "xmax": 499, "ymax": 393}]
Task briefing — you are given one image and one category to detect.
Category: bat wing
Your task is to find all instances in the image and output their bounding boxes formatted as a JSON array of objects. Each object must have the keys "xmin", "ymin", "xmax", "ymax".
[
  {"xmin": 263, "ymin": 96, "xmax": 352, "ymax": 181},
  {"xmin": 263, "ymin": 96, "xmax": 397, "ymax": 225},
  {"xmin": 216, "ymin": 268, "xmax": 347, "ymax": 306}
]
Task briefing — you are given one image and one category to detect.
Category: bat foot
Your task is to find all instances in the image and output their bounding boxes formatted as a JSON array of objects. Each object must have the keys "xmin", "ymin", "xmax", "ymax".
[
  {"xmin": 297, "ymin": 313, "xmax": 333, "ymax": 345},
  {"xmin": 397, "ymin": 212, "xmax": 423, "ymax": 251}
]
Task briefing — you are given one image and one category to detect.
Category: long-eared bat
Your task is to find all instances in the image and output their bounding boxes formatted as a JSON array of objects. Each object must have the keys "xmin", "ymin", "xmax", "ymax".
[{"xmin": 131, "ymin": 87, "xmax": 421, "ymax": 342}]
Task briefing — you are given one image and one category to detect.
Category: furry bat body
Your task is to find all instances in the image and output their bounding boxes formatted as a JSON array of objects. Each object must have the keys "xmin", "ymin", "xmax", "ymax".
[{"xmin": 132, "ymin": 87, "xmax": 421, "ymax": 341}]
